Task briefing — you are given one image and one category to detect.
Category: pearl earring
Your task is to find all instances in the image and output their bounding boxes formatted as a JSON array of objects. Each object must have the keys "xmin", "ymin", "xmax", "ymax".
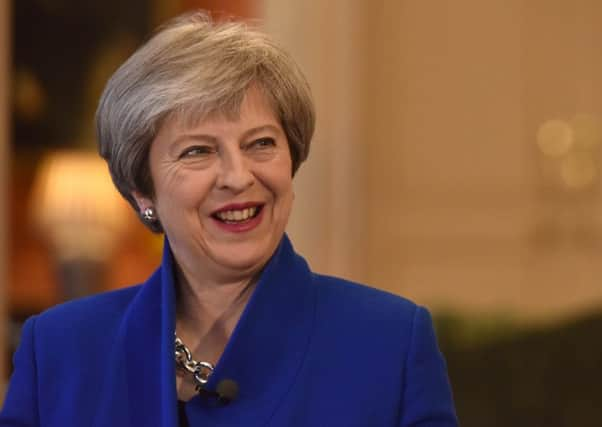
[{"xmin": 142, "ymin": 207, "xmax": 157, "ymax": 221}]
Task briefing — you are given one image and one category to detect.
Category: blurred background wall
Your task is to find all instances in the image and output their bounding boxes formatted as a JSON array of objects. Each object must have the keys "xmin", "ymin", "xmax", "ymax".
[
  {"xmin": 0, "ymin": 0, "xmax": 10, "ymax": 393},
  {"xmin": 2, "ymin": 0, "xmax": 602, "ymax": 425},
  {"xmin": 277, "ymin": 0, "xmax": 602, "ymax": 321}
]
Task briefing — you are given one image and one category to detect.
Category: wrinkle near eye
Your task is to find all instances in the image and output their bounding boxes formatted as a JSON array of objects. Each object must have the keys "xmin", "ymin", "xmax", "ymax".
[{"xmin": 155, "ymin": 158, "xmax": 185, "ymax": 187}]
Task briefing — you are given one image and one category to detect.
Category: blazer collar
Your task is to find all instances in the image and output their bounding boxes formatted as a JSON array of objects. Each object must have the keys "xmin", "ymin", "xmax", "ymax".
[{"xmin": 95, "ymin": 234, "xmax": 316, "ymax": 427}]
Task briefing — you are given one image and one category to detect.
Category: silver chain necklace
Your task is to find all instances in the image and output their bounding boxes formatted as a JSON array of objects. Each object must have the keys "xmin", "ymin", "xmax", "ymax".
[{"xmin": 174, "ymin": 333, "xmax": 214, "ymax": 390}]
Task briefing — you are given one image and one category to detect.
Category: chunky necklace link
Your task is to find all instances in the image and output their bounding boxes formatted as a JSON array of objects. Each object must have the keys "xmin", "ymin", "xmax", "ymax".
[{"xmin": 174, "ymin": 333, "xmax": 214, "ymax": 390}]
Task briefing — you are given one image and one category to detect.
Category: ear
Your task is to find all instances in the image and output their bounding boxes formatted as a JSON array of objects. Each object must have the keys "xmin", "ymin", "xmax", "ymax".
[{"xmin": 131, "ymin": 190, "xmax": 154, "ymax": 214}]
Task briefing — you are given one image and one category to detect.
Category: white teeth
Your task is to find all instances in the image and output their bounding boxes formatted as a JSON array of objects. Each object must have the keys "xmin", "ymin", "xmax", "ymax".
[{"xmin": 216, "ymin": 207, "xmax": 258, "ymax": 222}]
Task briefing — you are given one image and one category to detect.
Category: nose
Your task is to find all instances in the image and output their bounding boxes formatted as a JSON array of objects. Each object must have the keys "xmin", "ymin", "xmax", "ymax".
[{"xmin": 215, "ymin": 149, "xmax": 254, "ymax": 193}]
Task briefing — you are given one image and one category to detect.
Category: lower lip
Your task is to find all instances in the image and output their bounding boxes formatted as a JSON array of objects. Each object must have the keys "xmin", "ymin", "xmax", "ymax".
[{"xmin": 211, "ymin": 208, "xmax": 264, "ymax": 233}]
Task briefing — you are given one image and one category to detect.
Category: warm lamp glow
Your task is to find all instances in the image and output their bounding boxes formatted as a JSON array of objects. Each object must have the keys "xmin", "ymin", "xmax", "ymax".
[
  {"xmin": 560, "ymin": 152, "xmax": 597, "ymax": 190},
  {"xmin": 536, "ymin": 119, "xmax": 573, "ymax": 157},
  {"xmin": 30, "ymin": 150, "xmax": 130, "ymax": 262},
  {"xmin": 536, "ymin": 114, "xmax": 601, "ymax": 192}
]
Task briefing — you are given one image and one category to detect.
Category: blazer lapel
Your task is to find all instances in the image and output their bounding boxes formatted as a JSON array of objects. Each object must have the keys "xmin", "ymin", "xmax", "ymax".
[
  {"xmin": 94, "ymin": 240, "xmax": 178, "ymax": 427},
  {"xmin": 184, "ymin": 235, "xmax": 317, "ymax": 426},
  {"xmin": 93, "ymin": 234, "xmax": 316, "ymax": 427}
]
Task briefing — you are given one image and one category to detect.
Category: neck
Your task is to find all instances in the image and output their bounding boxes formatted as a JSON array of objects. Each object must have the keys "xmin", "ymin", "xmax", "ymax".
[
  {"xmin": 178, "ymin": 270, "xmax": 255, "ymax": 321},
  {"xmin": 174, "ymin": 264, "xmax": 259, "ymax": 348}
]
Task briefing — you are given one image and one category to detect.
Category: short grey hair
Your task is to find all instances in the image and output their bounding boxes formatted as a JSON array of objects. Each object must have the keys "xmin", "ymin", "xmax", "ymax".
[{"xmin": 96, "ymin": 11, "xmax": 315, "ymax": 232}]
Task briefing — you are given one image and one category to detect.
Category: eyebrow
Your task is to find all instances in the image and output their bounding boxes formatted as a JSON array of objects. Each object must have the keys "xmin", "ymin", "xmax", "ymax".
[{"xmin": 241, "ymin": 124, "xmax": 282, "ymax": 139}]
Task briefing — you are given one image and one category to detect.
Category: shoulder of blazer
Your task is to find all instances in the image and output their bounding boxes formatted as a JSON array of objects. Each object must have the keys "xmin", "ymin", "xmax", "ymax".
[
  {"xmin": 309, "ymin": 272, "xmax": 420, "ymax": 332},
  {"xmin": 311, "ymin": 273, "xmax": 418, "ymax": 313},
  {"xmin": 33, "ymin": 284, "xmax": 143, "ymax": 346}
]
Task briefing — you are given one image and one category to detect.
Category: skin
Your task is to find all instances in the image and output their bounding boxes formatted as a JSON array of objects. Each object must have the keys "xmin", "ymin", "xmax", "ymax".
[{"xmin": 133, "ymin": 86, "xmax": 295, "ymax": 400}]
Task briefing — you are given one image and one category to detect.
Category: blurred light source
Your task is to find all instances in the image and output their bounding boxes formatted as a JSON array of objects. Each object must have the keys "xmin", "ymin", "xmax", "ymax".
[
  {"xmin": 560, "ymin": 152, "xmax": 597, "ymax": 190},
  {"xmin": 13, "ymin": 68, "xmax": 46, "ymax": 121},
  {"xmin": 536, "ymin": 119, "xmax": 573, "ymax": 157},
  {"xmin": 30, "ymin": 150, "xmax": 129, "ymax": 263}
]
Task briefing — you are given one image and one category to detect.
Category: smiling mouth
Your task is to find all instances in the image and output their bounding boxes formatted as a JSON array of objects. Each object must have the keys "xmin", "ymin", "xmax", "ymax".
[{"xmin": 212, "ymin": 205, "xmax": 263, "ymax": 223}]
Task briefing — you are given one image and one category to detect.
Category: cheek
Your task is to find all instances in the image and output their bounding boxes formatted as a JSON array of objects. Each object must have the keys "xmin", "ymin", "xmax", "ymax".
[
  {"xmin": 154, "ymin": 170, "xmax": 214, "ymax": 213},
  {"xmin": 269, "ymin": 155, "xmax": 294, "ymax": 197},
  {"xmin": 271, "ymin": 172, "xmax": 295, "ymax": 211}
]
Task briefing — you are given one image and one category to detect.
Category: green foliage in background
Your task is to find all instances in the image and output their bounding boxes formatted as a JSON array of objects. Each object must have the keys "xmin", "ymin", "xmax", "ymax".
[{"xmin": 434, "ymin": 310, "xmax": 602, "ymax": 427}]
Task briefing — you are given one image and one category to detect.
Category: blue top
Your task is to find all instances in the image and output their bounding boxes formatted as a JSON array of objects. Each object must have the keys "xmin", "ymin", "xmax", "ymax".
[{"xmin": 0, "ymin": 235, "xmax": 457, "ymax": 426}]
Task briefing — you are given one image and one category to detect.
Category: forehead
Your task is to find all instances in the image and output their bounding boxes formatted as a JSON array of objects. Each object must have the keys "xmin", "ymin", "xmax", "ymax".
[
  {"xmin": 157, "ymin": 87, "xmax": 283, "ymax": 142},
  {"xmin": 175, "ymin": 85, "xmax": 280, "ymax": 130}
]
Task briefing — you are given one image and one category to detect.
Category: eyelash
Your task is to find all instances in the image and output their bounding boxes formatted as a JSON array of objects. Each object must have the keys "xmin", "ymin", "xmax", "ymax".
[
  {"xmin": 179, "ymin": 146, "xmax": 215, "ymax": 159},
  {"xmin": 249, "ymin": 137, "xmax": 276, "ymax": 149}
]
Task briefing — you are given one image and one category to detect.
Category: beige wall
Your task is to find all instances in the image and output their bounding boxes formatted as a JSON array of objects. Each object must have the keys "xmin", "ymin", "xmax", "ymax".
[
  {"xmin": 263, "ymin": 0, "xmax": 367, "ymax": 280},
  {"xmin": 0, "ymin": 0, "xmax": 10, "ymax": 389},
  {"xmin": 263, "ymin": 0, "xmax": 602, "ymax": 322}
]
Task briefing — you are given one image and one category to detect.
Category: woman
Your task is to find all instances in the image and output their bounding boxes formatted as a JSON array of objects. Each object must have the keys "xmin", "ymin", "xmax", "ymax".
[{"xmin": 1, "ymin": 12, "xmax": 457, "ymax": 427}]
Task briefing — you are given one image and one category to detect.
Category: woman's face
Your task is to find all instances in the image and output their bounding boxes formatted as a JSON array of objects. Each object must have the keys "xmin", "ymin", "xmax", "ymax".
[{"xmin": 138, "ymin": 87, "xmax": 294, "ymax": 282}]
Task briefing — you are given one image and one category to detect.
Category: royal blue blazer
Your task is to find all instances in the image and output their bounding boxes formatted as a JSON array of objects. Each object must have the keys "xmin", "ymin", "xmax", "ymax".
[{"xmin": 0, "ymin": 235, "xmax": 457, "ymax": 426}]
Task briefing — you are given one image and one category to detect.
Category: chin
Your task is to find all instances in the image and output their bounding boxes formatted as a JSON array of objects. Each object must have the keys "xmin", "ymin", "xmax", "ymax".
[
  {"xmin": 213, "ymin": 239, "xmax": 278, "ymax": 274},
  {"xmin": 217, "ymin": 255, "xmax": 269, "ymax": 278}
]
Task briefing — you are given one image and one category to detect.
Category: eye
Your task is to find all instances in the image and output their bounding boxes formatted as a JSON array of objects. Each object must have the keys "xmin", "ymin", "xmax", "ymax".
[
  {"xmin": 249, "ymin": 137, "xmax": 276, "ymax": 149},
  {"xmin": 178, "ymin": 145, "xmax": 215, "ymax": 159}
]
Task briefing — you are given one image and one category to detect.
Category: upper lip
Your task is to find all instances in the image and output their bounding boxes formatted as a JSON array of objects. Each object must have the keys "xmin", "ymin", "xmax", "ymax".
[{"xmin": 212, "ymin": 202, "xmax": 264, "ymax": 215}]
